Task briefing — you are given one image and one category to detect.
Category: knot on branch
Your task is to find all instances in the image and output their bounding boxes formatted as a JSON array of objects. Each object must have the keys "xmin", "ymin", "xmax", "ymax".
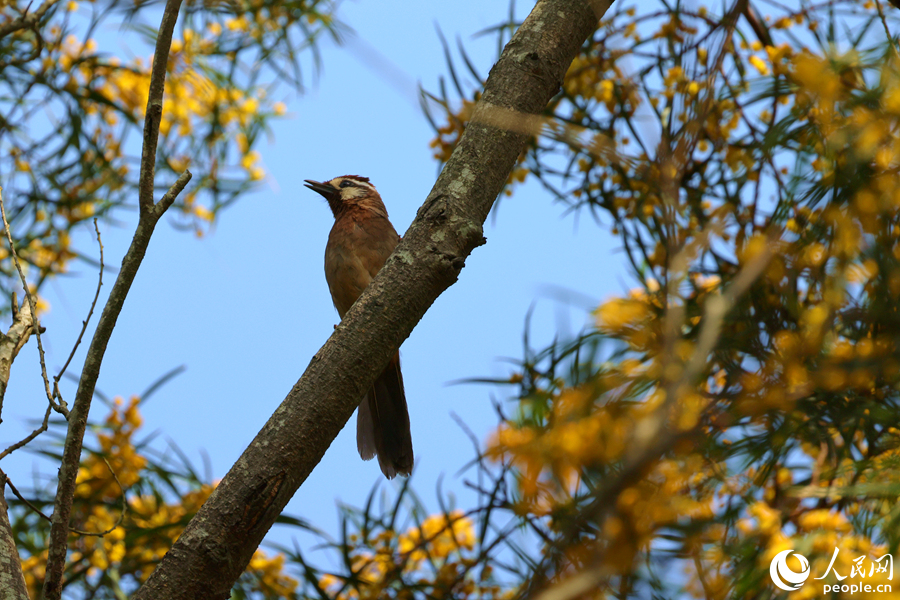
[
  {"xmin": 429, "ymin": 222, "xmax": 484, "ymax": 278},
  {"xmin": 417, "ymin": 193, "xmax": 449, "ymax": 224},
  {"xmin": 453, "ymin": 220, "xmax": 487, "ymax": 254},
  {"xmin": 427, "ymin": 247, "xmax": 468, "ymax": 279}
]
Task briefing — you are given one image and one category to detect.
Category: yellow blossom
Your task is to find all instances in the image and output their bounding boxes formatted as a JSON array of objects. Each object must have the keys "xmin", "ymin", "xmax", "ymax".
[{"xmin": 748, "ymin": 55, "xmax": 770, "ymax": 76}]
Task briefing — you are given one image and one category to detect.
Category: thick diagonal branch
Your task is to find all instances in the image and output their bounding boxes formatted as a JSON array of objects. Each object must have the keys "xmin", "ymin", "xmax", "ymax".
[{"xmin": 132, "ymin": 1, "xmax": 608, "ymax": 597}]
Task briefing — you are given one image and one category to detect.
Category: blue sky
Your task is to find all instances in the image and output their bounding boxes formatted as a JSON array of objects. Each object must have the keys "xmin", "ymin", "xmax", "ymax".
[{"xmin": 2, "ymin": 0, "xmax": 626, "ymax": 560}]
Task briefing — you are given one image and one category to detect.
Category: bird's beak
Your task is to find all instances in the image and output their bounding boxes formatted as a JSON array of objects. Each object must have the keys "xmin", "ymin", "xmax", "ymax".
[{"xmin": 304, "ymin": 179, "xmax": 334, "ymax": 198}]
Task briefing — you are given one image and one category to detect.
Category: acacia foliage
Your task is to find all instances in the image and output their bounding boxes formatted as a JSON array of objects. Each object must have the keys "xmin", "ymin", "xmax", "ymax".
[
  {"xmin": 0, "ymin": 0, "xmax": 338, "ymax": 295},
  {"xmin": 419, "ymin": 0, "xmax": 900, "ymax": 597},
  {"xmin": 11, "ymin": 396, "xmax": 314, "ymax": 598}
]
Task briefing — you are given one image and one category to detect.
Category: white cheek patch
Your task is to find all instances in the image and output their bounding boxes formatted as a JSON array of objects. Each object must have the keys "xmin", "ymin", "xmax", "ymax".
[{"xmin": 343, "ymin": 186, "xmax": 368, "ymax": 199}]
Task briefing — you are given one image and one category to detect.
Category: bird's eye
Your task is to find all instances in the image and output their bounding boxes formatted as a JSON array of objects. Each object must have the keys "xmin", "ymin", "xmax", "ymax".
[{"xmin": 339, "ymin": 180, "xmax": 354, "ymax": 188}]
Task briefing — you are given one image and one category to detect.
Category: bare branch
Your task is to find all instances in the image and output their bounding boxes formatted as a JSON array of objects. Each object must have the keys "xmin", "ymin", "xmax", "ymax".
[
  {"xmin": 0, "ymin": 250, "xmax": 51, "ymax": 598},
  {"xmin": 0, "ymin": 404, "xmax": 51, "ymax": 461},
  {"xmin": 5, "ymin": 472, "xmax": 51, "ymax": 523},
  {"xmin": 155, "ymin": 169, "xmax": 193, "ymax": 217},
  {"xmin": 0, "ymin": 188, "xmax": 67, "ymax": 418},
  {"xmin": 137, "ymin": 0, "xmax": 185, "ymax": 213},
  {"xmin": 40, "ymin": 0, "xmax": 189, "ymax": 593},
  {"xmin": 0, "ymin": 20, "xmax": 45, "ymax": 71},
  {"xmin": 53, "ymin": 219, "xmax": 104, "ymax": 406},
  {"xmin": 874, "ymin": 0, "xmax": 900, "ymax": 53},
  {"xmin": 4, "ymin": 458, "xmax": 126, "ymax": 540}
]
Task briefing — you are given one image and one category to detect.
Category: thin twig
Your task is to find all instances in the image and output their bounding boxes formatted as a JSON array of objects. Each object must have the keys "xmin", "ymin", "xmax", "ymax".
[
  {"xmin": 53, "ymin": 219, "xmax": 104, "ymax": 406},
  {"xmin": 0, "ymin": 403, "xmax": 52, "ymax": 461},
  {"xmin": 4, "ymin": 473, "xmax": 51, "ymax": 522},
  {"xmin": 5, "ymin": 455, "xmax": 127, "ymax": 538},
  {"xmin": 0, "ymin": 20, "xmax": 45, "ymax": 71},
  {"xmin": 68, "ymin": 457, "xmax": 128, "ymax": 537},
  {"xmin": 679, "ymin": 241, "xmax": 774, "ymax": 386},
  {"xmin": 155, "ymin": 170, "xmax": 192, "ymax": 217},
  {"xmin": 874, "ymin": 0, "xmax": 900, "ymax": 54},
  {"xmin": 0, "ymin": 189, "xmax": 68, "ymax": 418}
]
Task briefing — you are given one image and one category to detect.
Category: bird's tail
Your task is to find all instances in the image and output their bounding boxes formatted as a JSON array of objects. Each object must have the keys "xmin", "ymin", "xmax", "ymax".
[{"xmin": 357, "ymin": 353, "xmax": 414, "ymax": 478}]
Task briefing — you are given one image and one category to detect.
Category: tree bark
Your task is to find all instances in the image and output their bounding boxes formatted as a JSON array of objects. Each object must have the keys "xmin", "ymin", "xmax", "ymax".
[
  {"xmin": 0, "ymin": 491, "xmax": 28, "ymax": 600},
  {"xmin": 0, "ymin": 297, "xmax": 35, "ymax": 600},
  {"xmin": 133, "ymin": 1, "xmax": 609, "ymax": 597}
]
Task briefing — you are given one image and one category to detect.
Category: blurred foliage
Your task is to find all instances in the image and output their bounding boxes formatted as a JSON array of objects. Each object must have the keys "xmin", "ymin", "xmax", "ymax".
[
  {"xmin": 283, "ymin": 488, "xmax": 515, "ymax": 600},
  {"xmin": 0, "ymin": 0, "xmax": 340, "ymax": 297},
  {"xmin": 9, "ymin": 396, "xmax": 523, "ymax": 599},
  {"xmin": 10, "ymin": 396, "xmax": 311, "ymax": 598},
  {"xmin": 424, "ymin": 0, "xmax": 900, "ymax": 598}
]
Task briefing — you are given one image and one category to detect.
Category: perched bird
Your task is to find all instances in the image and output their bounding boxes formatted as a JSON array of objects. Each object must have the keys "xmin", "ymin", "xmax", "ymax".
[{"xmin": 304, "ymin": 175, "xmax": 413, "ymax": 479}]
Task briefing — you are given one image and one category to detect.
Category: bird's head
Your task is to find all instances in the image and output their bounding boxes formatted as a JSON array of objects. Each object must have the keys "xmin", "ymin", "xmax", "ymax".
[{"xmin": 304, "ymin": 175, "xmax": 388, "ymax": 219}]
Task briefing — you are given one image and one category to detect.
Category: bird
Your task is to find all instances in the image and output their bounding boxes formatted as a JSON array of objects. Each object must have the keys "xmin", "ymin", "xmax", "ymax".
[{"xmin": 304, "ymin": 175, "xmax": 413, "ymax": 479}]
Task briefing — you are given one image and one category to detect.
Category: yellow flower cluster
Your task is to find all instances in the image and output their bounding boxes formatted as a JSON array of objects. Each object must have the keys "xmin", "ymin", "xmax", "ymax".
[
  {"xmin": 317, "ymin": 510, "xmax": 508, "ymax": 600},
  {"xmin": 18, "ymin": 233, "xmax": 76, "ymax": 278},
  {"xmin": 28, "ymin": 18, "xmax": 292, "ymax": 243},
  {"xmin": 20, "ymin": 551, "xmax": 48, "ymax": 598},
  {"xmin": 488, "ymin": 391, "xmax": 629, "ymax": 510},
  {"xmin": 125, "ymin": 485, "xmax": 216, "ymax": 581},
  {"xmin": 75, "ymin": 396, "xmax": 147, "ymax": 500},
  {"xmin": 18, "ymin": 397, "xmax": 301, "ymax": 593},
  {"xmin": 737, "ymin": 502, "xmax": 897, "ymax": 600},
  {"xmin": 595, "ymin": 290, "xmax": 660, "ymax": 351},
  {"xmin": 60, "ymin": 29, "xmax": 270, "ymax": 182},
  {"xmin": 398, "ymin": 510, "xmax": 476, "ymax": 562},
  {"xmin": 248, "ymin": 549, "xmax": 300, "ymax": 597},
  {"xmin": 564, "ymin": 53, "xmax": 640, "ymax": 114},
  {"xmin": 429, "ymin": 96, "xmax": 478, "ymax": 163},
  {"xmin": 428, "ymin": 1, "xmax": 900, "ymax": 598}
]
